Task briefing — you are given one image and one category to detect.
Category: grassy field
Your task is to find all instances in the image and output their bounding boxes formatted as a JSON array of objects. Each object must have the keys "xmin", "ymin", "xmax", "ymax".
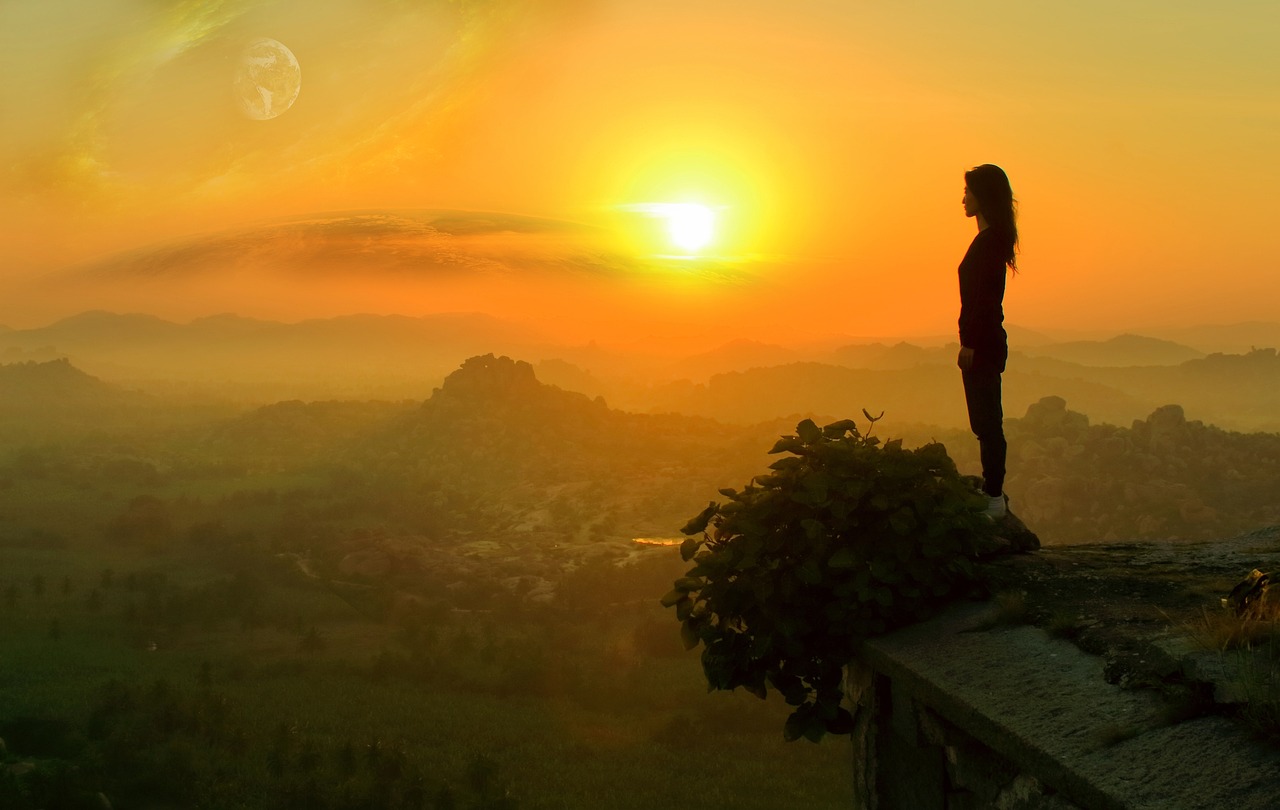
[{"xmin": 1, "ymin": 535, "xmax": 853, "ymax": 809}]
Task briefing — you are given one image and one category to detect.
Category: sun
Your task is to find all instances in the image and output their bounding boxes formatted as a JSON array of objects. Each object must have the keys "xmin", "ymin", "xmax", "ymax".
[
  {"xmin": 660, "ymin": 203, "xmax": 715, "ymax": 253},
  {"xmin": 619, "ymin": 202, "xmax": 719, "ymax": 256}
]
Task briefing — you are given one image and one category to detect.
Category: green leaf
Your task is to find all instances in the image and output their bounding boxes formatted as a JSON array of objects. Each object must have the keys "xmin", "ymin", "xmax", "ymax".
[
  {"xmin": 674, "ymin": 576, "xmax": 705, "ymax": 592},
  {"xmin": 796, "ymin": 419, "xmax": 822, "ymax": 445},
  {"xmin": 681, "ymin": 620, "xmax": 699, "ymax": 650},
  {"xmin": 676, "ymin": 598, "xmax": 694, "ymax": 621},
  {"xmin": 830, "ymin": 499, "xmax": 850, "ymax": 522},
  {"xmin": 680, "ymin": 502, "xmax": 718, "ymax": 535},
  {"xmin": 868, "ymin": 559, "xmax": 901, "ymax": 584},
  {"xmin": 751, "ymin": 578, "xmax": 775, "ymax": 601},
  {"xmin": 780, "ymin": 684, "xmax": 807, "ymax": 707},
  {"xmin": 680, "ymin": 536, "xmax": 704, "ymax": 561},
  {"xmin": 948, "ymin": 557, "xmax": 976, "ymax": 579},
  {"xmin": 823, "ymin": 418, "xmax": 858, "ymax": 437},
  {"xmin": 826, "ymin": 707, "xmax": 856, "ymax": 735},
  {"xmin": 660, "ymin": 589, "xmax": 685, "ymax": 608},
  {"xmin": 783, "ymin": 708, "xmax": 807, "ymax": 741},
  {"xmin": 803, "ymin": 715, "xmax": 827, "ymax": 743},
  {"xmin": 802, "ymin": 472, "xmax": 830, "ymax": 501},
  {"xmin": 828, "ymin": 547, "xmax": 858, "ymax": 568},
  {"xmin": 790, "ymin": 490, "xmax": 820, "ymax": 506},
  {"xmin": 907, "ymin": 561, "xmax": 935, "ymax": 583},
  {"xmin": 914, "ymin": 442, "xmax": 954, "ymax": 472},
  {"xmin": 768, "ymin": 456, "xmax": 804, "ymax": 472},
  {"xmin": 768, "ymin": 436, "xmax": 804, "ymax": 455},
  {"xmin": 920, "ymin": 536, "xmax": 944, "ymax": 559},
  {"xmin": 796, "ymin": 559, "xmax": 823, "ymax": 585},
  {"xmin": 889, "ymin": 509, "xmax": 916, "ymax": 536}
]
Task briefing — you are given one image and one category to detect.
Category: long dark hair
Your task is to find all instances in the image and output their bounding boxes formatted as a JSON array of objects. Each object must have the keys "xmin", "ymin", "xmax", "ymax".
[{"xmin": 965, "ymin": 163, "xmax": 1018, "ymax": 272}]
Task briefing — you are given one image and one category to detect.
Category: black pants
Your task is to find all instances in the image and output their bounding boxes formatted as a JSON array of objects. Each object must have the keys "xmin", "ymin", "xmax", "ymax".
[{"xmin": 962, "ymin": 368, "xmax": 1006, "ymax": 497}]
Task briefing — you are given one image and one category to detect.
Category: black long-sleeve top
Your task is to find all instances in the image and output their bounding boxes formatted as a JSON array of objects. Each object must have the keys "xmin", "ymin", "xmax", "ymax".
[{"xmin": 957, "ymin": 228, "xmax": 1008, "ymax": 373}]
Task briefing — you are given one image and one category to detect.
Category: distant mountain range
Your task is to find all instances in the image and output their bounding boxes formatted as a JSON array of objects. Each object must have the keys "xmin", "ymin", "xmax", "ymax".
[
  {"xmin": 1, "ymin": 312, "xmax": 1278, "ymax": 433},
  {"xmin": 0, "ymin": 310, "xmax": 551, "ymax": 401},
  {"xmin": 1142, "ymin": 322, "xmax": 1280, "ymax": 356},
  {"xmin": 1017, "ymin": 334, "xmax": 1203, "ymax": 367}
]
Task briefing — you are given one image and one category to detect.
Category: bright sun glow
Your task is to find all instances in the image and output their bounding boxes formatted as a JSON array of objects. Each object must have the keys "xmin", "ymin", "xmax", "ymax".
[
  {"xmin": 661, "ymin": 203, "xmax": 715, "ymax": 253},
  {"xmin": 620, "ymin": 202, "xmax": 718, "ymax": 256}
]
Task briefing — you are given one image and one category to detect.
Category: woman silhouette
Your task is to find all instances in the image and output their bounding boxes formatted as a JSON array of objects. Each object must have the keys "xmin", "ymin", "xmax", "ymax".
[{"xmin": 957, "ymin": 164, "xmax": 1018, "ymax": 519}]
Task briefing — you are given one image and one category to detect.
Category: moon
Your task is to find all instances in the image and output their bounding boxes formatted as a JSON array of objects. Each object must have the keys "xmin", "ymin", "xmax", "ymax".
[{"xmin": 234, "ymin": 38, "xmax": 301, "ymax": 120}]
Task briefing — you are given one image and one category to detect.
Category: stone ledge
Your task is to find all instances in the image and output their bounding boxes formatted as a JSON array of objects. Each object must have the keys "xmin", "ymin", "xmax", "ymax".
[{"xmin": 861, "ymin": 601, "xmax": 1280, "ymax": 810}]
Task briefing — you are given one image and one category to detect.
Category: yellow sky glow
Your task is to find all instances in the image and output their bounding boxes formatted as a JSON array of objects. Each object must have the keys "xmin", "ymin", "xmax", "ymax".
[{"xmin": 1, "ymin": 0, "xmax": 1278, "ymax": 344}]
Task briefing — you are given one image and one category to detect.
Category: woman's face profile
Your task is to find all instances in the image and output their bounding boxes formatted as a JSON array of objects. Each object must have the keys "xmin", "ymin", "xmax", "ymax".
[{"xmin": 962, "ymin": 186, "xmax": 981, "ymax": 218}]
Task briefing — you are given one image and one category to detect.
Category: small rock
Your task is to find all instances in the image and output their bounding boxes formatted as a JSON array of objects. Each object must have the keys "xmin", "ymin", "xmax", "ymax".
[{"xmin": 995, "ymin": 511, "xmax": 1041, "ymax": 553}]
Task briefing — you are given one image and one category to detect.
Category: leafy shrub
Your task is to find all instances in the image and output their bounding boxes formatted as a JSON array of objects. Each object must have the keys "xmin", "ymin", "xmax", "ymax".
[{"xmin": 664, "ymin": 416, "xmax": 996, "ymax": 741}]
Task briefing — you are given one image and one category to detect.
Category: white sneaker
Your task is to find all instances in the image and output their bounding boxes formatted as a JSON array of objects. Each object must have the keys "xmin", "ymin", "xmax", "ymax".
[{"xmin": 982, "ymin": 493, "xmax": 1008, "ymax": 520}]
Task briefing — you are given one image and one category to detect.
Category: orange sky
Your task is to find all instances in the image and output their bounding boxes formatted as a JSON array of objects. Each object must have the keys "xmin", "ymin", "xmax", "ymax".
[{"xmin": 2, "ymin": 0, "xmax": 1278, "ymax": 345}]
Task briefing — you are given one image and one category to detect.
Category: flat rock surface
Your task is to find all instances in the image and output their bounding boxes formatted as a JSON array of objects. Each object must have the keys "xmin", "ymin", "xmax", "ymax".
[
  {"xmin": 863, "ymin": 596, "xmax": 1280, "ymax": 810},
  {"xmin": 862, "ymin": 526, "xmax": 1280, "ymax": 808},
  {"xmin": 979, "ymin": 526, "xmax": 1280, "ymax": 692}
]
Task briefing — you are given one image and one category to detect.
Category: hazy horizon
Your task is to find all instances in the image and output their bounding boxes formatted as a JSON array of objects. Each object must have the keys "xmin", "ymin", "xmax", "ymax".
[{"xmin": 4, "ymin": 300, "xmax": 1280, "ymax": 357}]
